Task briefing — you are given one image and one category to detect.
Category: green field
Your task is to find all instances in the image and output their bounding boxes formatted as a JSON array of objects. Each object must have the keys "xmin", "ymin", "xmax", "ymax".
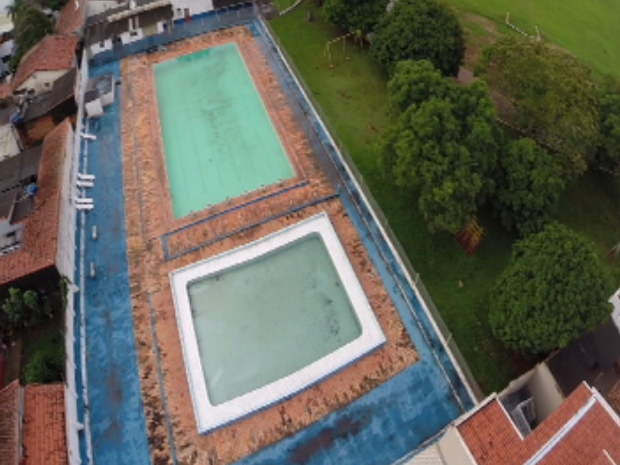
[
  {"xmin": 447, "ymin": 0, "xmax": 620, "ymax": 76},
  {"xmin": 270, "ymin": 5, "xmax": 620, "ymax": 394}
]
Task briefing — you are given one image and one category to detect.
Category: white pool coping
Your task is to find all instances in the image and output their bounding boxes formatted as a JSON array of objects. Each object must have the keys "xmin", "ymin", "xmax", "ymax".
[{"xmin": 170, "ymin": 212, "xmax": 386, "ymax": 433}]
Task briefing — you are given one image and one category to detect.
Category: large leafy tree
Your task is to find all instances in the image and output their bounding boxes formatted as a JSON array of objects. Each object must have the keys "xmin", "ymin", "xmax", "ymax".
[
  {"xmin": 11, "ymin": 5, "xmax": 53, "ymax": 70},
  {"xmin": 489, "ymin": 223, "xmax": 611, "ymax": 355},
  {"xmin": 595, "ymin": 76, "xmax": 620, "ymax": 174},
  {"xmin": 324, "ymin": 0, "xmax": 388, "ymax": 35},
  {"xmin": 377, "ymin": 60, "xmax": 501, "ymax": 233},
  {"xmin": 371, "ymin": 0, "xmax": 465, "ymax": 76},
  {"xmin": 495, "ymin": 138, "xmax": 565, "ymax": 235},
  {"xmin": 476, "ymin": 37, "xmax": 599, "ymax": 178}
]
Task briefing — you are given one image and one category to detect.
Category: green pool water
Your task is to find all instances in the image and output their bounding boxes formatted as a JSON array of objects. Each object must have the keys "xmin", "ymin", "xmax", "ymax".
[
  {"xmin": 187, "ymin": 234, "xmax": 362, "ymax": 406},
  {"xmin": 154, "ymin": 43, "xmax": 294, "ymax": 218}
]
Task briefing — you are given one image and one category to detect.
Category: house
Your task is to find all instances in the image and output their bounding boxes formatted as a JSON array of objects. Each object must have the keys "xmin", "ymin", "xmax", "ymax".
[
  {"xmin": 15, "ymin": 68, "xmax": 78, "ymax": 145},
  {"xmin": 56, "ymin": 0, "xmax": 89, "ymax": 36},
  {"xmin": 85, "ymin": 0, "xmax": 173, "ymax": 57},
  {"xmin": 12, "ymin": 35, "xmax": 79, "ymax": 96},
  {"xmin": 409, "ymin": 382, "xmax": 620, "ymax": 464},
  {"xmin": 0, "ymin": 119, "xmax": 77, "ymax": 292},
  {"xmin": 0, "ymin": 103, "xmax": 23, "ymax": 161},
  {"xmin": 0, "ymin": 380, "xmax": 68, "ymax": 465}
]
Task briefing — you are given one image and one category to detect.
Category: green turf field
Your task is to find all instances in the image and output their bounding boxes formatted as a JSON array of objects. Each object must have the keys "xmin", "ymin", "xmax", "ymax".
[{"xmin": 447, "ymin": 0, "xmax": 620, "ymax": 76}]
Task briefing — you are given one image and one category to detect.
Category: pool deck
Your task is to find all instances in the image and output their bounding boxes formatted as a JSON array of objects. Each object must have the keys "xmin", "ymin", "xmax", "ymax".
[
  {"xmin": 121, "ymin": 26, "xmax": 418, "ymax": 464},
  {"xmin": 78, "ymin": 17, "xmax": 474, "ymax": 465}
]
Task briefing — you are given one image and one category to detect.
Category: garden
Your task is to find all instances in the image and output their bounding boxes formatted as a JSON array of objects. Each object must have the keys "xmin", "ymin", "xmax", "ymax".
[{"xmin": 270, "ymin": 0, "xmax": 620, "ymax": 393}]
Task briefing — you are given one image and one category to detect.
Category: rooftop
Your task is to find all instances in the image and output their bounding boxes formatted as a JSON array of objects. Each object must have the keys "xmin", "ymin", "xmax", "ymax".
[
  {"xmin": 0, "ymin": 119, "xmax": 71, "ymax": 286},
  {"xmin": 13, "ymin": 35, "xmax": 79, "ymax": 90},
  {"xmin": 0, "ymin": 381, "xmax": 20, "ymax": 465},
  {"xmin": 458, "ymin": 383, "xmax": 620, "ymax": 465},
  {"xmin": 546, "ymin": 319, "xmax": 620, "ymax": 397},
  {"xmin": 0, "ymin": 145, "xmax": 42, "ymax": 219},
  {"xmin": 22, "ymin": 67, "xmax": 77, "ymax": 122},
  {"xmin": 22, "ymin": 384, "xmax": 67, "ymax": 465},
  {"xmin": 55, "ymin": 0, "xmax": 88, "ymax": 36}
]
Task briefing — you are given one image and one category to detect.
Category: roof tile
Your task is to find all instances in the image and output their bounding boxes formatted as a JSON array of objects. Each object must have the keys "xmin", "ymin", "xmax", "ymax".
[
  {"xmin": 23, "ymin": 383, "xmax": 67, "ymax": 465},
  {"xmin": 13, "ymin": 35, "xmax": 79, "ymax": 90},
  {"xmin": 56, "ymin": 0, "xmax": 88, "ymax": 36},
  {"xmin": 0, "ymin": 119, "xmax": 72, "ymax": 286},
  {"xmin": 458, "ymin": 384, "xmax": 620, "ymax": 465},
  {"xmin": 0, "ymin": 381, "xmax": 21, "ymax": 465}
]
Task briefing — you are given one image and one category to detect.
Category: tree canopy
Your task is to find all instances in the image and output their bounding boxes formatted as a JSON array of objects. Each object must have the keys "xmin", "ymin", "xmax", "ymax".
[
  {"xmin": 370, "ymin": 0, "xmax": 465, "ymax": 76},
  {"xmin": 324, "ymin": 0, "xmax": 388, "ymax": 36},
  {"xmin": 11, "ymin": 4, "xmax": 52, "ymax": 70},
  {"xmin": 595, "ymin": 76, "xmax": 620, "ymax": 174},
  {"xmin": 476, "ymin": 37, "xmax": 599, "ymax": 178},
  {"xmin": 377, "ymin": 60, "xmax": 501, "ymax": 233},
  {"xmin": 489, "ymin": 223, "xmax": 611, "ymax": 355},
  {"xmin": 494, "ymin": 138, "xmax": 565, "ymax": 235}
]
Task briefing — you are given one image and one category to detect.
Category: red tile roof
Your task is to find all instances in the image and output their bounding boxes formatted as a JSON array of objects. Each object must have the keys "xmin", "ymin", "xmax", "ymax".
[
  {"xmin": 13, "ymin": 35, "xmax": 79, "ymax": 91},
  {"xmin": 0, "ymin": 381, "xmax": 21, "ymax": 465},
  {"xmin": 0, "ymin": 119, "xmax": 72, "ymax": 286},
  {"xmin": 0, "ymin": 82, "xmax": 12, "ymax": 101},
  {"xmin": 56, "ymin": 0, "xmax": 87, "ymax": 36},
  {"xmin": 458, "ymin": 383, "xmax": 620, "ymax": 465},
  {"xmin": 22, "ymin": 383, "xmax": 67, "ymax": 465}
]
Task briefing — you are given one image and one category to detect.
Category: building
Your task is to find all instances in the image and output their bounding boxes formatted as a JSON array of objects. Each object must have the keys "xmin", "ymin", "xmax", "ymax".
[
  {"xmin": 0, "ymin": 103, "xmax": 23, "ymax": 161},
  {"xmin": 12, "ymin": 35, "xmax": 79, "ymax": 96},
  {"xmin": 15, "ymin": 68, "xmax": 78, "ymax": 145},
  {"xmin": 85, "ymin": 0, "xmax": 173, "ymax": 57},
  {"xmin": 0, "ymin": 380, "xmax": 68, "ymax": 465},
  {"xmin": 411, "ymin": 382, "xmax": 620, "ymax": 464},
  {"xmin": 0, "ymin": 119, "xmax": 77, "ymax": 292}
]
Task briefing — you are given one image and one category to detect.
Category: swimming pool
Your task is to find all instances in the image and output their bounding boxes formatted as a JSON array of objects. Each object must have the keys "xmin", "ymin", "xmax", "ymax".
[
  {"xmin": 171, "ymin": 213, "xmax": 385, "ymax": 433},
  {"xmin": 154, "ymin": 43, "xmax": 295, "ymax": 218}
]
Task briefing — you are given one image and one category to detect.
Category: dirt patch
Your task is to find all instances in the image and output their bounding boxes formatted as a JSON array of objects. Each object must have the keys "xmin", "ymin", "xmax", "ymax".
[{"xmin": 461, "ymin": 12, "xmax": 502, "ymax": 69}]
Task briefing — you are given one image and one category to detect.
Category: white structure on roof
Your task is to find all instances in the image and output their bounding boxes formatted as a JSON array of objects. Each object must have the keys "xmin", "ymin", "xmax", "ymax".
[{"xmin": 169, "ymin": 0, "xmax": 213, "ymax": 20}]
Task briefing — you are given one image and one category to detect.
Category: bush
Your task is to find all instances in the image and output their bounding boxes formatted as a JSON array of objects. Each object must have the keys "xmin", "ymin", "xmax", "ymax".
[
  {"xmin": 489, "ymin": 223, "xmax": 611, "ymax": 355},
  {"xmin": 23, "ymin": 331, "xmax": 65, "ymax": 384}
]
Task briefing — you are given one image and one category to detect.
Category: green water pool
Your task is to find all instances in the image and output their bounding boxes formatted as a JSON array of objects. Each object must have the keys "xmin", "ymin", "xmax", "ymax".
[
  {"xmin": 187, "ymin": 233, "xmax": 362, "ymax": 406},
  {"xmin": 154, "ymin": 43, "xmax": 294, "ymax": 218}
]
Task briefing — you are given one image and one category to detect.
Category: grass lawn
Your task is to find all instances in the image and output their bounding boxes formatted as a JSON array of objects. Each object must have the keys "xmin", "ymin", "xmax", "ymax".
[
  {"xmin": 270, "ymin": 5, "xmax": 620, "ymax": 395},
  {"xmin": 446, "ymin": 0, "xmax": 620, "ymax": 76},
  {"xmin": 271, "ymin": 5, "xmax": 523, "ymax": 393}
]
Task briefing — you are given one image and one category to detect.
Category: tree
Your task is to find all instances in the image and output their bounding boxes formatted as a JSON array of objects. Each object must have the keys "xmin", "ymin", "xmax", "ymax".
[
  {"xmin": 594, "ymin": 76, "xmax": 620, "ymax": 174},
  {"xmin": 377, "ymin": 60, "xmax": 501, "ymax": 233},
  {"xmin": 476, "ymin": 37, "xmax": 599, "ymax": 178},
  {"xmin": 2, "ymin": 287, "xmax": 52, "ymax": 332},
  {"xmin": 489, "ymin": 223, "xmax": 611, "ymax": 355},
  {"xmin": 371, "ymin": 0, "xmax": 465, "ymax": 76},
  {"xmin": 324, "ymin": 0, "xmax": 388, "ymax": 36},
  {"xmin": 11, "ymin": 5, "xmax": 53, "ymax": 70},
  {"xmin": 495, "ymin": 138, "xmax": 565, "ymax": 235},
  {"xmin": 5, "ymin": 0, "xmax": 25, "ymax": 20}
]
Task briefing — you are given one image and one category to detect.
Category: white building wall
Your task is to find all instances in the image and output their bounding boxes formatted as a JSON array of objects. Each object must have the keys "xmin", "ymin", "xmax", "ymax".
[
  {"xmin": 119, "ymin": 27, "xmax": 143, "ymax": 44},
  {"xmin": 170, "ymin": 0, "xmax": 213, "ymax": 19},
  {"xmin": 87, "ymin": 0, "xmax": 124, "ymax": 16},
  {"xmin": 436, "ymin": 427, "xmax": 478, "ymax": 465},
  {"xmin": 16, "ymin": 69, "xmax": 70, "ymax": 95},
  {"xmin": 89, "ymin": 39, "xmax": 113, "ymax": 58}
]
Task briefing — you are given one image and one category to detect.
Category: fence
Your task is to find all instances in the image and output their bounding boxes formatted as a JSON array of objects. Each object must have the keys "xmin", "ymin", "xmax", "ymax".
[{"xmin": 256, "ymin": 17, "xmax": 484, "ymax": 402}]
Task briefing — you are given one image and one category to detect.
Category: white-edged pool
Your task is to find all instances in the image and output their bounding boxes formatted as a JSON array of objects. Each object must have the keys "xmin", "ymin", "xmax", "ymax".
[{"xmin": 170, "ymin": 213, "xmax": 385, "ymax": 433}]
